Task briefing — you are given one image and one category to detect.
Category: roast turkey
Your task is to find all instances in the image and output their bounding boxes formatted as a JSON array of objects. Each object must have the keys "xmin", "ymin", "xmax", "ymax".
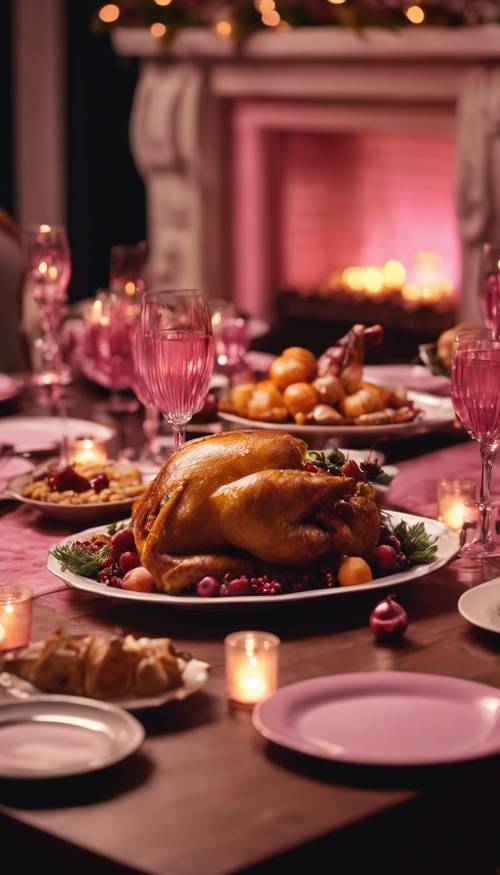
[{"xmin": 133, "ymin": 430, "xmax": 379, "ymax": 593}]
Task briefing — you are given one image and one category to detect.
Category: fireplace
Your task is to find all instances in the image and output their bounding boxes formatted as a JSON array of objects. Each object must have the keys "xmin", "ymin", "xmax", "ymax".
[
  {"xmin": 233, "ymin": 99, "xmax": 458, "ymax": 341},
  {"xmin": 113, "ymin": 25, "xmax": 500, "ymax": 342}
]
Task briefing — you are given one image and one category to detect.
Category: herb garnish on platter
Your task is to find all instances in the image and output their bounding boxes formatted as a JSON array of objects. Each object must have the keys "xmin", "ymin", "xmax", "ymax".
[
  {"xmin": 307, "ymin": 449, "xmax": 393, "ymax": 485},
  {"xmin": 52, "ymin": 541, "xmax": 111, "ymax": 578},
  {"xmin": 380, "ymin": 512, "xmax": 438, "ymax": 565}
]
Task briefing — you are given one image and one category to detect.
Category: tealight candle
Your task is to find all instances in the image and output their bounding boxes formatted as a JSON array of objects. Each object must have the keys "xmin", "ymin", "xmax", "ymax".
[
  {"xmin": 0, "ymin": 588, "xmax": 32, "ymax": 652},
  {"xmin": 67, "ymin": 437, "xmax": 108, "ymax": 466},
  {"xmin": 437, "ymin": 479, "xmax": 477, "ymax": 532},
  {"xmin": 225, "ymin": 631, "xmax": 280, "ymax": 707}
]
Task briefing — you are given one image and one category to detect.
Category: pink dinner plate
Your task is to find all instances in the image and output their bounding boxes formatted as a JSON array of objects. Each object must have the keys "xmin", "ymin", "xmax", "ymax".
[{"xmin": 253, "ymin": 671, "xmax": 500, "ymax": 766}]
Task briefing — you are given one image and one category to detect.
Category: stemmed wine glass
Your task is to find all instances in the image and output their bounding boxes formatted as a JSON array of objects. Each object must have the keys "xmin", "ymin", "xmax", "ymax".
[
  {"xmin": 130, "ymin": 324, "xmax": 162, "ymax": 464},
  {"xmin": 110, "ymin": 241, "xmax": 147, "ymax": 300},
  {"xmin": 138, "ymin": 289, "xmax": 214, "ymax": 449},
  {"xmin": 451, "ymin": 328, "xmax": 500, "ymax": 557},
  {"xmin": 23, "ymin": 224, "xmax": 72, "ymax": 389},
  {"xmin": 88, "ymin": 291, "xmax": 139, "ymax": 414},
  {"xmin": 481, "ymin": 243, "xmax": 500, "ymax": 338}
]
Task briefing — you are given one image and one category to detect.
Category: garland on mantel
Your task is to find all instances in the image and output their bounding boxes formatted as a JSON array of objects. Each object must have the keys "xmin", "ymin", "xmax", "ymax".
[{"xmin": 94, "ymin": 1, "xmax": 500, "ymax": 42}]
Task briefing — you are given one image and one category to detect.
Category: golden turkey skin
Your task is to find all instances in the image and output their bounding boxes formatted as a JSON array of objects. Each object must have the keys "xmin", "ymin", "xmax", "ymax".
[{"xmin": 133, "ymin": 430, "xmax": 379, "ymax": 593}]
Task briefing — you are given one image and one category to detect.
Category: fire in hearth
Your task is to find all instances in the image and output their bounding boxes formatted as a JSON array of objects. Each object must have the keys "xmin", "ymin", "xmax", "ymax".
[{"xmin": 319, "ymin": 252, "xmax": 454, "ymax": 309}]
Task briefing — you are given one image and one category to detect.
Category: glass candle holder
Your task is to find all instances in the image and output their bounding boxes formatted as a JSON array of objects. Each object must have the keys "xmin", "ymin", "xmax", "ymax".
[
  {"xmin": 67, "ymin": 437, "xmax": 108, "ymax": 466},
  {"xmin": 225, "ymin": 631, "xmax": 280, "ymax": 707},
  {"xmin": 0, "ymin": 588, "xmax": 32, "ymax": 652},
  {"xmin": 437, "ymin": 479, "xmax": 477, "ymax": 532}
]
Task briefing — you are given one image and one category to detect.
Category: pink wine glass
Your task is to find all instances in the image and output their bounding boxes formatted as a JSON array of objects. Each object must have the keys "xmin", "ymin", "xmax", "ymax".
[
  {"xmin": 23, "ymin": 224, "xmax": 72, "ymax": 390},
  {"xmin": 131, "ymin": 324, "xmax": 162, "ymax": 464},
  {"xmin": 481, "ymin": 243, "xmax": 500, "ymax": 339},
  {"xmin": 109, "ymin": 241, "xmax": 147, "ymax": 300},
  {"xmin": 91, "ymin": 291, "xmax": 139, "ymax": 414},
  {"xmin": 451, "ymin": 328, "xmax": 500, "ymax": 557},
  {"xmin": 139, "ymin": 289, "xmax": 214, "ymax": 449}
]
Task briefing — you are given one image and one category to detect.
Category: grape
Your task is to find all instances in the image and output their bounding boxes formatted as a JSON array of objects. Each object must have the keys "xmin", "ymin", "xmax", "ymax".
[
  {"xmin": 111, "ymin": 528, "xmax": 136, "ymax": 559},
  {"xmin": 368, "ymin": 545, "xmax": 398, "ymax": 574},
  {"xmin": 227, "ymin": 577, "xmax": 252, "ymax": 596},
  {"xmin": 196, "ymin": 577, "xmax": 221, "ymax": 598},
  {"xmin": 90, "ymin": 473, "xmax": 109, "ymax": 493},
  {"xmin": 385, "ymin": 534, "xmax": 402, "ymax": 552},
  {"xmin": 119, "ymin": 551, "xmax": 141, "ymax": 574}
]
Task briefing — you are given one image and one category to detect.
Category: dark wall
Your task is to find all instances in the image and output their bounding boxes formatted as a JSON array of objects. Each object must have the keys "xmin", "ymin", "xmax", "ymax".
[
  {"xmin": 66, "ymin": 0, "xmax": 146, "ymax": 301},
  {"xmin": 0, "ymin": 0, "xmax": 14, "ymax": 215}
]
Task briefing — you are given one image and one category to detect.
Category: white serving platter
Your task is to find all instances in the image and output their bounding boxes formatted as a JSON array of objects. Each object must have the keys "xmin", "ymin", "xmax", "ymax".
[{"xmin": 47, "ymin": 512, "xmax": 458, "ymax": 610}]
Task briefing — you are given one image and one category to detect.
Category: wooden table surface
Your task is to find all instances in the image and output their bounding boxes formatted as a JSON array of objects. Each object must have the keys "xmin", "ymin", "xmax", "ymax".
[{"xmin": 1, "ymin": 381, "xmax": 500, "ymax": 875}]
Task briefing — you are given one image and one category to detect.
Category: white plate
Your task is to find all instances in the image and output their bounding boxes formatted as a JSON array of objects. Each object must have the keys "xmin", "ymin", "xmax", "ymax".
[
  {"xmin": 218, "ymin": 391, "xmax": 454, "ymax": 444},
  {"xmin": 0, "ymin": 374, "xmax": 22, "ymax": 404},
  {"xmin": 8, "ymin": 462, "xmax": 156, "ymax": 523},
  {"xmin": 0, "ymin": 696, "xmax": 144, "ymax": 779},
  {"xmin": 0, "ymin": 416, "xmax": 114, "ymax": 454},
  {"xmin": 458, "ymin": 578, "xmax": 500, "ymax": 634},
  {"xmin": 47, "ymin": 512, "xmax": 458, "ymax": 610},
  {"xmin": 0, "ymin": 657, "xmax": 210, "ymax": 712}
]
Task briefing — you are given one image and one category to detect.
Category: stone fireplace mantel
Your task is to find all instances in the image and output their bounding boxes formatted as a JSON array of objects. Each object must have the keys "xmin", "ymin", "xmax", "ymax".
[{"xmin": 114, "ymin": 26, "xmax": 500, "ymax": 319}]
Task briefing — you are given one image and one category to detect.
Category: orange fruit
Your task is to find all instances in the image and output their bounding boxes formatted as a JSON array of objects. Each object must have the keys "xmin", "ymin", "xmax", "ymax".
[{"xmin": 337, "ymin": 556, "xmax": 373, "ymax": 587}]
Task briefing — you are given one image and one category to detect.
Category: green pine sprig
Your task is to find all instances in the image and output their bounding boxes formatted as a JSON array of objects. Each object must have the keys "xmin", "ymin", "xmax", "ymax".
[
  {"xmin": 51, "ymin": 542, "xmax": 111, "ymax": 579},
  {"xmin": 381, "ymin": 513, "xmax": 438, "ymax": 565}
]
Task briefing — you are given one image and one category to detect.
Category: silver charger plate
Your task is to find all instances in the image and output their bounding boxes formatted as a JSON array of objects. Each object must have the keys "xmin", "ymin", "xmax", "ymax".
[{"xmin": 0, "ymin": 696, "xmax": 144, "ymax": 779}]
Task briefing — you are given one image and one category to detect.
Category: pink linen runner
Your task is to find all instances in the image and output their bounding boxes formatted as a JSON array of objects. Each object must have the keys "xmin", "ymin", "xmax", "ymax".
[
  {"xmin": 0, "ymin": 504, "xmax": 73, "ymax": 597},
  {"xmin": 387, "ymin": 440, "xmax": 479, "ymax": 518}
]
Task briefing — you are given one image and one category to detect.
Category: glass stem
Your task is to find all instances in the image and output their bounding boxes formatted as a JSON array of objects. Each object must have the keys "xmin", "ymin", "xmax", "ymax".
[
  {"xmin": 479, "ymin": 443, "xmax": 497, "ymax": 542},
  {"xmin": 143, "ymin": 405, "xmax": 160, "ymax": 457},
  {"xmin": 172, "ymin": 423, "xmax": 187, "ymax": 450}
]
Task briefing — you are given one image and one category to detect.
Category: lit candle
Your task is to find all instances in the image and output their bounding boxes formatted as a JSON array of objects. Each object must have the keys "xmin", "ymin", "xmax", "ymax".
[
  {"xmin": 0, "ymin": 588, "xmax": 32, "ymax": 652},
  {"xmin": 67, "ymin": 437, "xmax": 108, "ymax": 466},
  {"xmin": 437, "ymin": 479, "xmax": 477, "ymax": 532},
  {"xmin": 225, "ymin": 631, "xmax": 280, "ymax": 707}
]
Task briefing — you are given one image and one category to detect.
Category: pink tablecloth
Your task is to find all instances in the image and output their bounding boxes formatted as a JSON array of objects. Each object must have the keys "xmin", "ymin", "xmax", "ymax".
[
  {"xmin": 387, "ymin": 440, "xmax": 481, "ymax": 518},
  {"xmin": 0, "ymin": 505, "xmax": 73, "ymax": 598}
]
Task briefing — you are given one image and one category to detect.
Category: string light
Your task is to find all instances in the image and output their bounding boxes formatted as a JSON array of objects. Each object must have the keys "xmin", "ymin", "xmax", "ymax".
[
  {"xmin": 257, "ymin": 0, "xmax": 275, "ymax": 11},
  {"xmin": 262, "ymin": 9, "xmax": 281, "ymax": 26},
  {"xmin": 98, "ymin": 3, "xmax": 120, "ymax": 23},
  {"xmin": 154, "ymin": 0, "xmax": 172, "ymax": 5},
  {"xmin": 326, "ymin": 0, "xmax": 347, "ymax": 5},
  {"xmin": 150, "ymin": 22, "xmax": 167, "ymax": 37},
  {"xmin": 39, "ymin": 224, "xmax": 51, "ymax": 233},
  {"xmin": 405, "ymin": 5, "xmax": 425, "ymax": 23},
  {"xmin": 214, "ymin": 19, "xmax": 232, "ymax": 38}
]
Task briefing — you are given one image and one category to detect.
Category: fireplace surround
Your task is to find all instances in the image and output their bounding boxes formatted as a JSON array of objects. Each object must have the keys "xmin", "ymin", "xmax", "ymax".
[{"xmin": 113, "ymin": 26, "xmax": 500, "ymax": 328}]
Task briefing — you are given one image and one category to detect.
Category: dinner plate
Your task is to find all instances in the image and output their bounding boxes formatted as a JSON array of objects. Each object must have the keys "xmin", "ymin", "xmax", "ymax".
[
  {"xmin": 0, "ymin": 374, "xmax": 22, "ymax": 404},
  {"xmin": 458, "ymin": 578, "xmax": 500, "ymax": 634},
  {"xmin": 0, "ymin": 657, "xmax": 210, "ymax": 712},
  {"xmin": 218, "ymin": 391, "xmax": 455, "ymax": 444},
  {"xmin": 47, "ymin": 512, "xmax": 458, "ymax": 610},
  {"xmin": 8, "ymin": 462, "xmax": 156, "ymax": 523},
  {"xmin": 0, "ymin": 416, "xmax": 114, "ymax": 454},
  {"xmin": 0, "ymin": 696, "xmax": 144, "ymax": 779},
  {"xmin": 253, "ymin": 671, "xmax": 500, "ymax": 766}
]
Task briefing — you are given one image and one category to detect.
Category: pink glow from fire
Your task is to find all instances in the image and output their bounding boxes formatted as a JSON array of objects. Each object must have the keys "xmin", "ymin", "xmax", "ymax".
[{"xmin": 278, "ymin": 131, "xmax": 459, "ymax": 292}]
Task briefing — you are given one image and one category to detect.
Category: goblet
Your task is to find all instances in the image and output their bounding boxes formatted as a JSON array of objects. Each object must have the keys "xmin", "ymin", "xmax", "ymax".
[
  {"xmin": 131, "ymin": 324, "xmax": 162, "ymax": 464},
  {"xmin": 139, "ymin": 289, "xmax": 214, "ymax": 449},
  {"xmin": 109, "ymin": 241, "xmax": 147, "ymax": 300},
  {"xmin": 23, "ymin": 224, "xmax": 71, "ymax": 389},
  {"xmin": 451, "ymin": 328, "xmax": 500, "ymax": 557},
  {"xmin": 481, "ymin": 243, "xmax": 500, "ymax": 338},
  {"xmin": 88, "ymin": 291, "xmax": 139, "ymax": 414}
]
